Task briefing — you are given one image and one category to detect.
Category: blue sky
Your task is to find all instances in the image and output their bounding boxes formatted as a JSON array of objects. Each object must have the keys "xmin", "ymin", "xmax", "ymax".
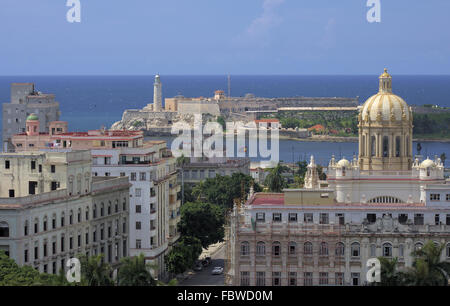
[{"xmin": 1, "ymin": 0, "xmax": 449, "ymax": 75}]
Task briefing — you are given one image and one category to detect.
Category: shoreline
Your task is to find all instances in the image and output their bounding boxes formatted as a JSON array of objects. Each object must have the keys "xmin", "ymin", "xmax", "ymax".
[{"xmin": 277, "ymin": 135, "xmax": 450, "ymax": 143}]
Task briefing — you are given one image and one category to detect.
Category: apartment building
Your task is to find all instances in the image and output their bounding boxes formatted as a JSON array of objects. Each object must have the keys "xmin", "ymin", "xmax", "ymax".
[{"xmin": 0, "ymin": 151, "xmax": 130, "ymax": 274}]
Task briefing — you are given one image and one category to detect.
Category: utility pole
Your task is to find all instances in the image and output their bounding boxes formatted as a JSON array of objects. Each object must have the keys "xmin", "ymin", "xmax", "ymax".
[{"xmin": 227, "ymin": 74, "xmax": 231, "ymax": 98}]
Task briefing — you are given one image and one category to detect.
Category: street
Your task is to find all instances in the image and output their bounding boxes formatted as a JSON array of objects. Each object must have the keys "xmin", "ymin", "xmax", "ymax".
[{"xmin": 178, "ymin": 243, "xmax": 225, "ymax": 286}]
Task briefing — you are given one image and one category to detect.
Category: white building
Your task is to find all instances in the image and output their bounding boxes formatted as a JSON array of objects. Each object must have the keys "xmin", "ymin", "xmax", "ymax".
[{"xmin": 0, "ymin": 151, "xmax": 130, "ymax": 274}]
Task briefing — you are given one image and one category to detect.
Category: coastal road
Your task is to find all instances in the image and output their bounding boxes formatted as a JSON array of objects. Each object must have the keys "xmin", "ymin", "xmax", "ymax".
[{"xmin": 179, "ymin": 243, "xmax": 225, "ymax": 286}]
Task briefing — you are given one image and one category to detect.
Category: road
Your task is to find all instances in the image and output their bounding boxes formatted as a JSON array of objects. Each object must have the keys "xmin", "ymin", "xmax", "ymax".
[{"xmin": 179, "ymin": 243, "xmax": 225, "ymax": 286}]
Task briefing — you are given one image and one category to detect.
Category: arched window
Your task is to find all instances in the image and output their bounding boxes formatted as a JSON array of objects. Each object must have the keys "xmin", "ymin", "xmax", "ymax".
[
  {"xmin": 368, "ymin": 196, "xmax": 403, "ymax": 204},
  {"xmin": 93, "ymin": 204, "xmax": 97, "ymax": 219},
  {"xmin": 61, "ymin": 212, "xmax": 65, "ymax": 227},
  {"xmin": 86, "ymin": 207, "xmax": 89, "ymax": 220},
  {"xmin": 256, "ymin": 242, "xmax": 265, "ymax": 256},
  {"xmin": 351, "ymin": 242, "xmax": 360, "ymax": 257},
  {"xmin": 108, "ymin": 201, "xmax": 111, "ymax": 215},
  {"xmin": 304, "ymin": 242, "xmax": 313, "ymax": 255},
  {"xmin": 382, "ymin": 243, "xmax": 392, "ymax": 257},
  {"xmin": 24, "ymin": 220, "xmax": 29, "ymax": 236},
  {"xmin": 77, "ymin": 208, "xmax": 81, "ymax": 223},
  {"xmin": 335, "ymin": 242, "xmax": 345, "ymax": 256},
  {"xmin": 371, "ymin": 136, "xmax": 376, "ymax": 156},
  {"xmin": 289, "ymin": 242, "xmax": 297, "ymax": 255},
  {"xmin": 240, "ymin": 241, "xmax": 250, "ymax": 256},
  {"xmin": 382, "ymin": 136, "xmax": 389, "ymax": 157},
  {"xmin": 52, "ymin": 214, "xmax": 56, "ymax": 229},
  {"xmin": 69, "ymin": 210, "xmax": 73, "ymax": 225},
  {"xmin": 43, "ymin": 216, "xmax": 48, "ymax": 231},
  {"xmin": 319, "ymin": 242, "xmax": 328, "ymax": 256},
  {"xmin": 399, "ymin": 244, "xmax": 404, "ymax": 257},
  {"xmin": 101, "ymin": 203, "xmax": 104, "ymax": 217},
  {"xmin": 370, "ymin": 244, "xmax": 376, "ymax": 257},
  {"xmin": 395, "ymin": 136, "xmax": 401, "ymax": 157},
  {"xmin": 34, "ymin": 218, "xmax": 39, "ymax": 233},
  {"xmin": 272, "ymin": 241, "xmax": 281, "ymax": 257},
  {"xmin": 115, "ymin": 200, "xmax": 119, "ymax": 213},
  {"xmin": 0, "ymin": 222, "xmax": 9, "ymax": 237}
]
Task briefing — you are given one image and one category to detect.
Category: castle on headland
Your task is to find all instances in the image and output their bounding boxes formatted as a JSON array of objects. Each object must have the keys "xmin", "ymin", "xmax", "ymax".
[{"xmin": 111, "ymin": 75, "xmax": 359, "ymax": 133}]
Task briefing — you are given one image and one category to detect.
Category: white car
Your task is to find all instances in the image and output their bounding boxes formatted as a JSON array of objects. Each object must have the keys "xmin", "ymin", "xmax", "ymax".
[{"xmin": 211, "ymin": 267, "xmax": 223, "ymax": 275}]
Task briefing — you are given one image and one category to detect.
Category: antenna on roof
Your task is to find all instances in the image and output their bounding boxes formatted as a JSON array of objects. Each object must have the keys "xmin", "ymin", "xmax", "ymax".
[{"xmin": 227, "ymin": 74, "xmax": 231, "ymax": 98}]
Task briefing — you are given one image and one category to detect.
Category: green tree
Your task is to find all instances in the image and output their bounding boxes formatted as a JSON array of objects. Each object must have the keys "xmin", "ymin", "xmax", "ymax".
[
  {"xmin": 441, "ymin": 153, "xmax": 446, "ymax": 167},
  {"xmin": 0, "ymin": 251, "xmax": 66, "ymax": 286},
  {"xmin": 117, "ymin": 254, "xmax": 156, "ymax": 286},
  {"xmin": 217, "ymin": 116, "xmax": 226, "ymax": 130},
  {"xmin": 79, "ymin": 254, "xmax": 114, "ymax": 286},
  {"xmin": 404, "ymin": 241, "xmax": 450, "ymax": 286},
  {"xmin": 296, "ymin": 160, "xmax": 308, "ymax": 178},
  {"xmin": 375, "ymin": 257, "xmax": 407, "ymax": 286},
  {"xmin": 178, "ymin": 202, "xmax": 225, "ymax": 248},
  {"xmin": 165, "ymin": 236, "xmax": 202, "ymax": 275},
  {"xmin": 264, "ymin": 163, "xmax": 288, "ymax": 192}
]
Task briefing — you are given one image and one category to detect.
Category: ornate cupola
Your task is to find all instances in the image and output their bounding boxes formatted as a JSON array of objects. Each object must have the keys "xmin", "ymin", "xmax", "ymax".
[{"xmin": 358, "ymin": 69, "xmax": 413, "ymax": 171}]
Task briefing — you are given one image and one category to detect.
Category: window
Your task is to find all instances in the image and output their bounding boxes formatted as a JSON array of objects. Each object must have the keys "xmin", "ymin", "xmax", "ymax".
[
  {"xmin": 447, "ymin": 194, "xmax": 450, "ymax": 201},
  {"xmin": 367, "ymin": 213, "xmax": 376, "ymax": 223},
  {"xmin": 139, "ymin": 172, "xmax": 146, "ymax": 181},
  {"xmin": 31, "ymin": 160, "xmax": 36, "ymax": 170},
  {"xmin": 24, "ymin": 221, "xmax": 28, "ymax": 236},
  {"xmin": 336, "ymin": 213, "xmax": 345, "ymax": 225},
  {"xmin": 136, "ymin": 240, "xmax": 141, "ymax": 249},
  {"xmin": 395, "ymin": 136, "xmax": 401, "ymax": 157},
  {"xmin": 430, "ymin": 194, "xmax": 440, "ymax": 201},
  {"xmin": 446, "ymin": 244, "xmax": 450, "ymax": 258},
  {"xmin": 288, "ymin": 213, "xmax": 297, "ymax": 222},
  {"xmin": 335, "ymin": 242, "xmax": 345, "ymax": 256},
  {"xmin": 272, "ymin": 272, "xmax": 281, "ymax": 286},
  {"xmin": 256, "ymin": 272, "xmax": 265, "ymax": 286},
  {"xmin": 130, "ymin": 173, "xmax": 136, "ymax": 181},
  {"xmin": 414, "ymin": 242, "xmax": 423, "ymax": 251},
  {"xmin": 256, "ymin": 213, "xmax": 265, "ymax": 222},
  {"xmin": 240, "ymin": 272, "xmax": 250, "ymax": 286},
  {"xmin": 370, "ymin": 244, "xmax": 376, "ymax": 257},
  {"xmin": 5, "ymin": 160, "xmax": 10, "ymax": 169},
  {"xmin": 272, "ymin": 213, "xmax": 282, "ymax": 222},
  {"xmin": 289, "ymin": 242, "xmax": 296, "ymax": 255},
  {"xmin": 351, "ymin": 242, "xmax": 360, "ymax": 257},
  {"xmin": 8, "ymin": 189, "xmax": 14, "ymax": 198},
  {"xmin": 435, "ymin": 214, "xmax": 440, "ymax": 225},
  {"xmin": 0, "ymin": 222, "xmax": 9, "ymax": 237},
  {"xmin": 136, "ymin": 222, "xmax": 141, "ymax": 230},
  {"xmin": 335, "ymin": 273, "xmax": 344, "ymax": 286},
  {"xmin": 51, "ymin": 181, "xmax": 59, "ymax": 191},
  {"xmin": 414, "ymin": 214, "xmax": 424, "ymax": 225},
  {"xmin": 399, "ymin": 244, "xmax": 404, "ymax": 257},
  {"xmin": 351, "ymin": 273, "xmax": 360, "ymax": 286},
  {"xmin": 304, "ymin": 272, "xmax": 313, "ymax": 286},
  {"xmin": 319, "ymin": 272, "xmax": 328, "ymax": 285},
  {"xmin": 135, "ymin": 189, "xmax": 141, "ymax": 197},
  {"xmin": 382, "ymin": 136, "xmax": 389, "ymax": 157},
  {"xmin": 289, "ymin": 272, "xmax": 297, "ymax": 286},
  {"xmin": 51, "ymin": 165, "xmax": 56, "ymax": 173},
  {"xmin": 61, "ymin": 237, "xmax": 65, "ymax": 252},
  {"xmin": 272, "ymin": 242, "xmax": 281, "ymax": 256},
  {"xmin": 240, "ymin": 242, "xmax": 249, "ymax": 256},
  {"xmin": 304, "ymin": 242, "xmax": 313, "ymax": 255},
  {"xmin": 24, "ymin": 249, "xmax": 28, "ymax": 262},
  {"xmin": 256, "ymin": 242, "xmax": 265, "ymax": 256},
  {"xmin": 34, "ymin": 247, "xmax": 39, "ymax": 260},
  {"xmin": 319, "ymin": 213, "xmax": 329, "ymax": 224},
  {"xmin": 136, "ymin": 205, "xmax": 141, "ymax": 213},
  {"xmin": 319, "ymin": 242, "xmax": 328, "ymax": 256},
  {"xmin": 304, "ymin": 213, "xmax": 313, "ymax": 223},
  {"xmin": 398, "ymin": 214, "xmax": 408, "ymax": 224},
  {"xmin": 371, "ymin": 136, "xmax": 376, "ymax": 156}
]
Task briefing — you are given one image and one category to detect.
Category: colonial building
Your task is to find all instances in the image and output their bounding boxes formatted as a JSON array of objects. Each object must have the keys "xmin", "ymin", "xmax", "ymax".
[
  {"xmin": 225, "ymin": 69, "xmax": 450, "ymax": 286},
  {"xmin": 0, "ymin": 151, "xmax": 130, "ymax": 274},
  {"xmin": 2, "ymin": 83, "xmax": 60, "ymax": 152},
  {"xmin": 11, "ymin": 121, "xmax": 181, "ymax": 280}
]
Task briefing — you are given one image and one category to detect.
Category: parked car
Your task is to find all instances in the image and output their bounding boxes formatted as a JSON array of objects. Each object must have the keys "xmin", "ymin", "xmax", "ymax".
[{"xmin": 211, "ymin": 267, "xmax": 223, "ymax": 275}]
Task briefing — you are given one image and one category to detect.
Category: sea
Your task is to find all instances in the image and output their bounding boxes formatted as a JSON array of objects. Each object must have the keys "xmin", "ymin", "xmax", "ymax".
[{"xmin": 0, "ymin": 75, "xmax": 449, "ymax": 165}]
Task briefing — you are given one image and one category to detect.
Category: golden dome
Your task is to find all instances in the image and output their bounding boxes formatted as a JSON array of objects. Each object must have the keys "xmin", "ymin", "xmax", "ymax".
[{"xmin": 360, "ymin": 69, "xmax": 411, "ymax": 123}]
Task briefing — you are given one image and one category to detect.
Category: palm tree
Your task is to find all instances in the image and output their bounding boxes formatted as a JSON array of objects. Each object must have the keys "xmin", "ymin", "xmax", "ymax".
[
  {"xmin": 79, "ymin": 254, "xmax": 113, "ymax": 286},
  {"xmin": 376, "ymin": 257, "xmax": 408, "ymax": 286},
  {"xmin": 404, "ymin": 241, "xmax": 450, "ymax": 286},
  {"xmin": 117, "ymin": 254, "xmax": 156, "ymax": 286},
  {"xmin": 440, "ymin": 153, "xmax": 446, "ymax": 167},
  {"xmin": 264, "ymin": 163, "xmax": 288, "ymax": 192}
]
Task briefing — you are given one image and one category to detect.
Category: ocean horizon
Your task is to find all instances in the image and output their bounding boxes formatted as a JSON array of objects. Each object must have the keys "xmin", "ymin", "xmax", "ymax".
[{"xmin": 1, "ymin": 75, "xmax": 450, "ymax": 132}]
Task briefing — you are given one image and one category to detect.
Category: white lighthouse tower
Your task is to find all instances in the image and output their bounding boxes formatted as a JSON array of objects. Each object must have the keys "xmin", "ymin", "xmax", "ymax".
[{"xmin": 153, "ymin": 74, "xmax": 162, "ymax": 112}]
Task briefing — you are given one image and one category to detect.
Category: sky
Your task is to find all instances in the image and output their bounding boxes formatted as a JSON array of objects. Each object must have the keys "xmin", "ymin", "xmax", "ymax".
[{"xmin": 0, "ymin": 0, "xmax": 450, "ymax": 75}]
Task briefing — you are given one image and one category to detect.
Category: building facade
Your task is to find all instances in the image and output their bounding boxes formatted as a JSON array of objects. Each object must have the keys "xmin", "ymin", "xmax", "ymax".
[
  {"xmin": 0, "ymin": 151, "xmax": 130, "ymax": 274},
  {"xmin": 226, "ymin": 69, "xmax": 450, "ymax": 286},
  {"xmin": 11, "ymin": 122, "xmax": 181, "ymax": 280},
  {"xmin": 2, "ymin": 83, "xmax": 60, "ymax": 152}
]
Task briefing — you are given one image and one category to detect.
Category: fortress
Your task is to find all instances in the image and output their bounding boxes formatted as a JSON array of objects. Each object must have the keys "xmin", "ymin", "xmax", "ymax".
[{"xmin": 111, "ymin": 75, "xmax": 359, "ymax": 133}]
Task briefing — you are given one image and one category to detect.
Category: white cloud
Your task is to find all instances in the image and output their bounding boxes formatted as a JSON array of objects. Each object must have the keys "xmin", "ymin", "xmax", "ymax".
[{"xmin": 236, "ymin": 0, "xmax": 285, "ymax": 44}]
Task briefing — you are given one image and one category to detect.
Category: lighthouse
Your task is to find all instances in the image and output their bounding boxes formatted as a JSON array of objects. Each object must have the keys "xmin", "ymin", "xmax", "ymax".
[{"xmin": 153, "ymin": 74, "xmax": 162, "ymax": 112}]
